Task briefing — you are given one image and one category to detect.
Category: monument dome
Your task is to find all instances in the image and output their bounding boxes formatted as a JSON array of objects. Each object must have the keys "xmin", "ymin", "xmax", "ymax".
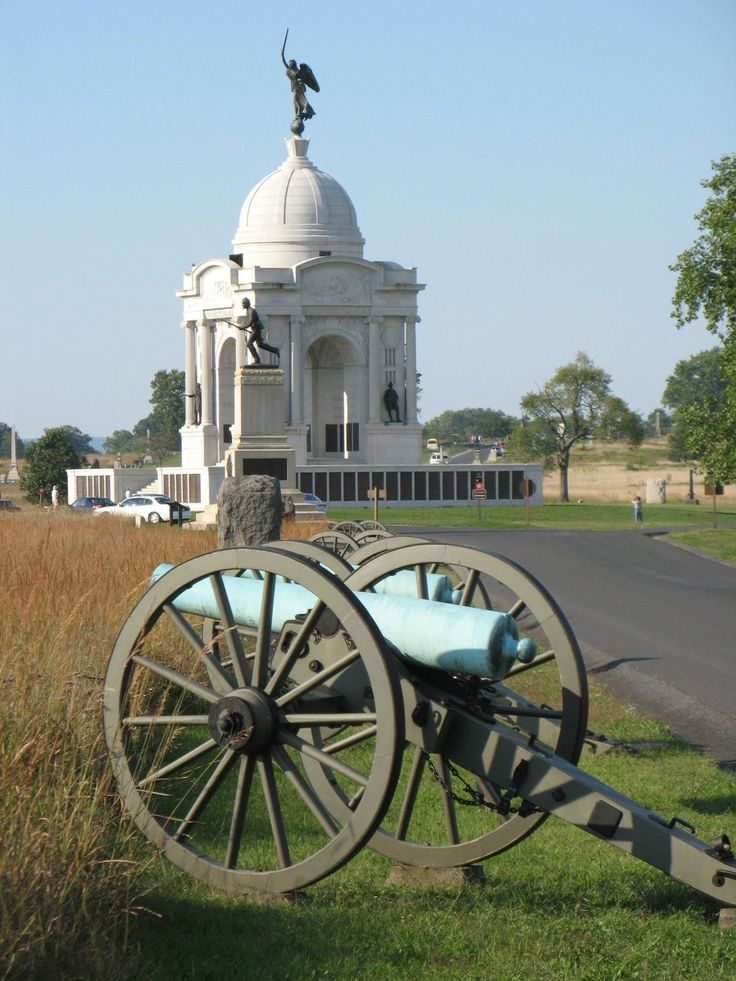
[{"xmin": 232, "ymin": 137, "xmax": 364, "ymax": 268}]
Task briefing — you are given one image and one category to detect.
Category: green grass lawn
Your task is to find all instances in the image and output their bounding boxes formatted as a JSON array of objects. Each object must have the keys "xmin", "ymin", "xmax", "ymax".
[
  {"xmin": 334, "ymin": 501, "xmax": 736, "ymax": 533},
  {"xmin": 667, "ymin": 529, "xmax": 736, "ymax": 565},
  {"xmin": 126, "ymin": 702, "xmax": 736, "ymax": 980}
]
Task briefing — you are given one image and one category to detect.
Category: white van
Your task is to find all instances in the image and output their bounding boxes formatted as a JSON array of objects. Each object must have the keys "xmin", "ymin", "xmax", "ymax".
[
  {"xmin": 429, "ymin": 452, "xmax": 449, "ymax": 465},
  {"xmin": 426, "ymin": 438, "xmax": 439, "ymax": 451}
]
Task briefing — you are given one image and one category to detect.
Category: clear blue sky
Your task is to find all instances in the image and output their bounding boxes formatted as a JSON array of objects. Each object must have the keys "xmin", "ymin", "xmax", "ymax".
[{"xmin": 1, "ymin": 0, "xmax": 734, "ymax": 439}]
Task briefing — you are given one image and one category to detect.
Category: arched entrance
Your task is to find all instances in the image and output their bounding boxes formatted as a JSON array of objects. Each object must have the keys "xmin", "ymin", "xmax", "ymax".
[
  {"xmin": 304, "ymin": 334, "xmax": 365, "ymax": 461},
  {"xmin": 216, "ymin": 337, "xmax": 236, "ymax": 460}
]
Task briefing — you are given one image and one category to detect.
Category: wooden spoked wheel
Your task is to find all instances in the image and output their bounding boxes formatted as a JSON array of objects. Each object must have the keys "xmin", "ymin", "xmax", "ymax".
[
  {"xmin": 358, "ymin": 520, "xmax": 388, "ymax": 532},
  {"xmin": 307, "ymin": 529, "xmax": 359, "ymax": 558},
  {"xmin": 352, "ymin": 527, "xmax": 393, "ymax": 547},
  {"xmin": 302, "ymin": 542, "xmax": 589, "ymax": 867},
  {"xmin": 329, "ymin": 521, "xmax": 364, "ymax": 539},
  {"xmin": 104, "ymin": 547, "xmax": 402, "ymax": 895}
]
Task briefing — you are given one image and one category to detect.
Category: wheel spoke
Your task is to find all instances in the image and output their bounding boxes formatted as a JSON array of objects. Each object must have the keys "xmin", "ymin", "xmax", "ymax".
[
  {"xmin": 321, "ymin": 724, "xmax": 378, "ymax": 755},
  {"xmin": 458, "ymin": 568, "xmax": 480, "ymax": 607},
  {"xmin": 225, "ymin": 755, "xmax": 256, "ymax": 868},
  {"xmin": 131, "ymin": 654, "xmax": 220, "ymax": 704},
  {"xmin": 508, "ymin": 598, "xmax": 526, "ymax": 618},
  {"xmin": 272, "ymin": 745, "xmax": 337, "ymax": 836},
  {"xmin": 438, "ymin": 757, "xmax": 460, "ymax": 844},
  {"xmin": 252, "ymin": 572, "xmax": 276, "ymax": 689},
  {"xmin": 395, "ymin": 745, "xmax": 428, "ymax": 840},
  {"xmin": 476, "ymin": 775, "xmax": 507, "ymax": 815},
  {"xmin": 275, "ymin": 648, "xmax": 361, "ymax": 708},
  {"xmin": 258, "ymin": 754, "xmax": 291, "ymax": 868},
  {"xmin": 173, "ymin": 750, "xmax": 237, "ymax": 841},
  {"xmin": 162, "ymin": 603, "xmax": 234, "ymax": 693},
  {"xmin": 209, "ymin": 574, "xmax": 250, "ymax": 687},
  {"xmin": 415, "ymin": 564, "xmax": 429, "ymax": 600},
  {"xmin": 265, "ymin": 600, "xmax": 327, "ymax": 697},
  {"xmin": 279, "ymin": 731, "xmax": 370, "ymax": 787},
  {"xmin": 283, "ymin": 712, "xmax": 377, "ymax": 727},
  {"xmin": 123, "ymin": 714, "xmax": 209, "ymax": 726},
  {"xmin": 137, "ymin": 736, "xmax": 218, "ymax": 789}
]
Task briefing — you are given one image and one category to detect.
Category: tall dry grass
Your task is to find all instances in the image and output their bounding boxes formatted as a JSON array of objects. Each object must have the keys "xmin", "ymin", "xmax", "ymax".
[
  {"xmin": 0, "ymin": 514, "xmax": 218, "ymax": 979},
  {"xmin": 0, "ymin": 511, "xmax": 329, "ymax": 978}
]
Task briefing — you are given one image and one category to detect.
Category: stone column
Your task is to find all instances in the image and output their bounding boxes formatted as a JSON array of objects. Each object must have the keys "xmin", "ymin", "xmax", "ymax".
[
  {"xmin": 198, "ymin": 317, "xmax": 214, "ymax": 426},
  {"xmin": 183, "ymin": 321, "xmax": 197, "ymax": 426},
  {"xmin": 405, "ymin": 317, "xmax": 418, "ymax": 424},
  {"xmin": 368, "ymin": 316, "xmax": 383, "ymax": 422},
  {"xmin": 290, "ymin": 315, "xmax": 304, "ymax": 424},
  {"xmin": 234, "ymin": 316, "xmax": 247, "ymax": 370}
]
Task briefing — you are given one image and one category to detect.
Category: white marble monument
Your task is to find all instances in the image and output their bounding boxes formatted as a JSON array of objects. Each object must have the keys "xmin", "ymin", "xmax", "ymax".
[
  {"xmin": 177, "ymin": 136, "xmax": 424, "ymax": 475},
  {"xmin": 6, "ymin": 424, "xmax": 20, "ymax": 482}
]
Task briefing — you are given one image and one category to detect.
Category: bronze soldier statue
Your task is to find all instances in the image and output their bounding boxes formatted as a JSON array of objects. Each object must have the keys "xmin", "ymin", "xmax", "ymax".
[{"xmin": 383, "ymin": 382, "xmax": 401, "ymax": 423}]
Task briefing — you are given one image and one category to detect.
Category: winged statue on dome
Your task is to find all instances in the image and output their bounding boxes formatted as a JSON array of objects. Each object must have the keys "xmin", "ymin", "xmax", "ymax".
[{"xmin": 281, "ymin": 29, "xmax": 320, "ymax": 136}]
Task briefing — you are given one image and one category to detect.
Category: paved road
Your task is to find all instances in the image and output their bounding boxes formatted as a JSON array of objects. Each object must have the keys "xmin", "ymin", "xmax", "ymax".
[{"xmin": 390, "ymin": 526, "xmax": 736, "ymax": 770}]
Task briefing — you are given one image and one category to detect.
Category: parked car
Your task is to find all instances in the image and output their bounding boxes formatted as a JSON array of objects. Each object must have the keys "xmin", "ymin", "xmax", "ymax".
[
  {"xmin": 426, "ymin": 438, "xmax": 439, "ymax": 451},
  {"xmin": 69, "ymin": 496, "xmax": 115, "ymax": 511},
  {"xmin": 0, "ymin": 499, "xmax": 21, "ymax": 512},
  {"xmin": 429, "ymin": 452, "xmax": 449, "ymax": 465},
  {"xmin": 302, "ymin": 492, "xmax": 327, "ymax": 514},
  {"xmin": 95, "ymin": 494, "xmax": 191, "ymax": 523}
]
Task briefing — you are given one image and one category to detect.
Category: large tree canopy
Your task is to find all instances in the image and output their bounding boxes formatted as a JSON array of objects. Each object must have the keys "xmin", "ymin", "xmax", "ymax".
[
  {"xmin": 670, "ymin": 154, "xmax": 736, "ymax": 341},
  {"xmin": 670, "ymin": 155, "xmax": 736, "ymax": 482},
  {"xmin": 132, "ymin": 369, "xmax": 185, "ymax": 451},
  {"xmin": 19, "ymin": 428, "xmax": 81, "ymax": 503},
  {"xmin": 423, "ymin": 407, "xmax": 516, "ymax": 444},
  {"xmin": 53, "ymin": 426, "xmax": 94, "ymax": 457},
  {"xmin": 662, "ymin": 348, "xmax": 727, "ymax": 460},
  {"xmin": 519, "ymin": 351, "xmax": 639, "ymax": 502}
]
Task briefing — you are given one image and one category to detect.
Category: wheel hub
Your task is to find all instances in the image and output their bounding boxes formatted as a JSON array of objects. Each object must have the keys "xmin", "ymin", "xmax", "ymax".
[{"xmin": 208, "ymin": 688, "xmax": 276, "ymax": 754}]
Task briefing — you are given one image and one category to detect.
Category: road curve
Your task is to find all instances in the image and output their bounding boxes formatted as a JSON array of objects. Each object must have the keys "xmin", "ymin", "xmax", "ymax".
[{"xmin": 390, "ymin": 526, "xmax": 736, "ymax": 771}]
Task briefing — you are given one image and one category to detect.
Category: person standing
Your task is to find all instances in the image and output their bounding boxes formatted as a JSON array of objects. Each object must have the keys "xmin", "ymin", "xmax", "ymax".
[
  {"xmin": 632, "ymin": 495, "xmax": 643, "ymax": 524},
  {"xmin": 51, "ymin": 485, "xmax": 59, "ymax": 510}
]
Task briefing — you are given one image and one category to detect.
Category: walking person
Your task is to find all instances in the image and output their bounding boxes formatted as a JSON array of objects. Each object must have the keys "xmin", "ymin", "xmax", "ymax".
[{"xmin": 632, "ymin": 495, "xmax": 643, "ymax": 524}]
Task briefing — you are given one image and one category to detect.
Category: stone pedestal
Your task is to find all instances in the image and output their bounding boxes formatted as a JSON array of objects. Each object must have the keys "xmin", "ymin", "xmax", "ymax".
[
  {"xmin": 363, "ymin": 422, "xmax": 423, "ymax": 466},
  {"xmin": 227, "ymin": 366, "xmax": 295, "ymax": 486}
]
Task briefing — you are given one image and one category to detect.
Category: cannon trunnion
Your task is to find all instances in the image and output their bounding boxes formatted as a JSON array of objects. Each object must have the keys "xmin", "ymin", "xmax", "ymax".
[{"xmin": 104, "ymin": 542, "xmax": 736, "ymax": 904}]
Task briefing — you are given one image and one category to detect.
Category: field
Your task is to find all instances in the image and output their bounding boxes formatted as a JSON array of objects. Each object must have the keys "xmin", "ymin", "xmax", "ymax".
[
  {"xmin": 0, "ymin": 508, "xmax": 734, "ymax": 979},
  {"xmin": 539, "ymin": 439, "xmax": 736, "ymax": 505}
]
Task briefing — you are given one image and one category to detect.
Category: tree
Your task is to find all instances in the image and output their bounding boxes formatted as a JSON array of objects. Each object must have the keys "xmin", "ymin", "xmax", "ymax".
[
  {"xmin": 677, "ymin": 345, "xmax": 736, "ymax": 484},
  {"xmin": 662, "ymin": 348, "xmax": 727, "ymax": 460},
  {"xmin": 19, "ymin": 428, "xmax": 81, "ymax": 503},
  {"xmin": 519, "ymin": 352, "xmax": 614, "ymax": 503},
  {"xmin": 103, "ymin": 429, "xmax": 137, "ymax": 454},
  {"xmin": 643, "ymin": 408, "xmax": 671, "ymax": 438},
  {"xmin": 135, "ymin": 369, "xmax": 185, "ymax": 452},
  {"xmin": 670, "ymin": 155, "xmax": 736, "ymax": 483},
  {"xmin": 51, "ymin": 426, "xmax": 93, "ymax": 457},
  {"xmin": 0, "ymin": 423, "xmax": 24, "ymax": 459},
  {"xmin": 505, "ymin": 418, "xmax": 556, "ymax": 469},
  {"xmin": 597, "ymin": 396, "xmax": 644, "ymax": 446},
  {"xmin": 423, "ymin": 408, "xmax": 516, "ymax": 444}
]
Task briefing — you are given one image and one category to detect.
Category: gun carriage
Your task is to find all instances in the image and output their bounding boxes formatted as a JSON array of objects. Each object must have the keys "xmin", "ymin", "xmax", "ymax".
[{"xmin": 104, "ymin": 538, "xmax": 735, "ymax": 903}]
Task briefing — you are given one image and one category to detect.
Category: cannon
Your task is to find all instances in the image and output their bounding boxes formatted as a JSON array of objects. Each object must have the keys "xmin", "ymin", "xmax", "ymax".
[{"xmin": 104, "ymin": 541, "xmax": 736, "ymax": 902}]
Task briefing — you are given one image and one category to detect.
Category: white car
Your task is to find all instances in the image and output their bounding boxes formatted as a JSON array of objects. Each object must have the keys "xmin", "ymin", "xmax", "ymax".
[
  {"xmin": 429, "ymin": 452, "xmax": 449, "ymax": 465},
  {"xmin": 95, "ymin": 494, "xmax": 191, "ymax": 524}
]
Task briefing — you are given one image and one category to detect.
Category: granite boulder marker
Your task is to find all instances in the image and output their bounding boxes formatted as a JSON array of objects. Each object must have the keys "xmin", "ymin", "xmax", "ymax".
[{"xmin": 217, "ymin": 474, "xmax": 281, "ymax": 547}]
